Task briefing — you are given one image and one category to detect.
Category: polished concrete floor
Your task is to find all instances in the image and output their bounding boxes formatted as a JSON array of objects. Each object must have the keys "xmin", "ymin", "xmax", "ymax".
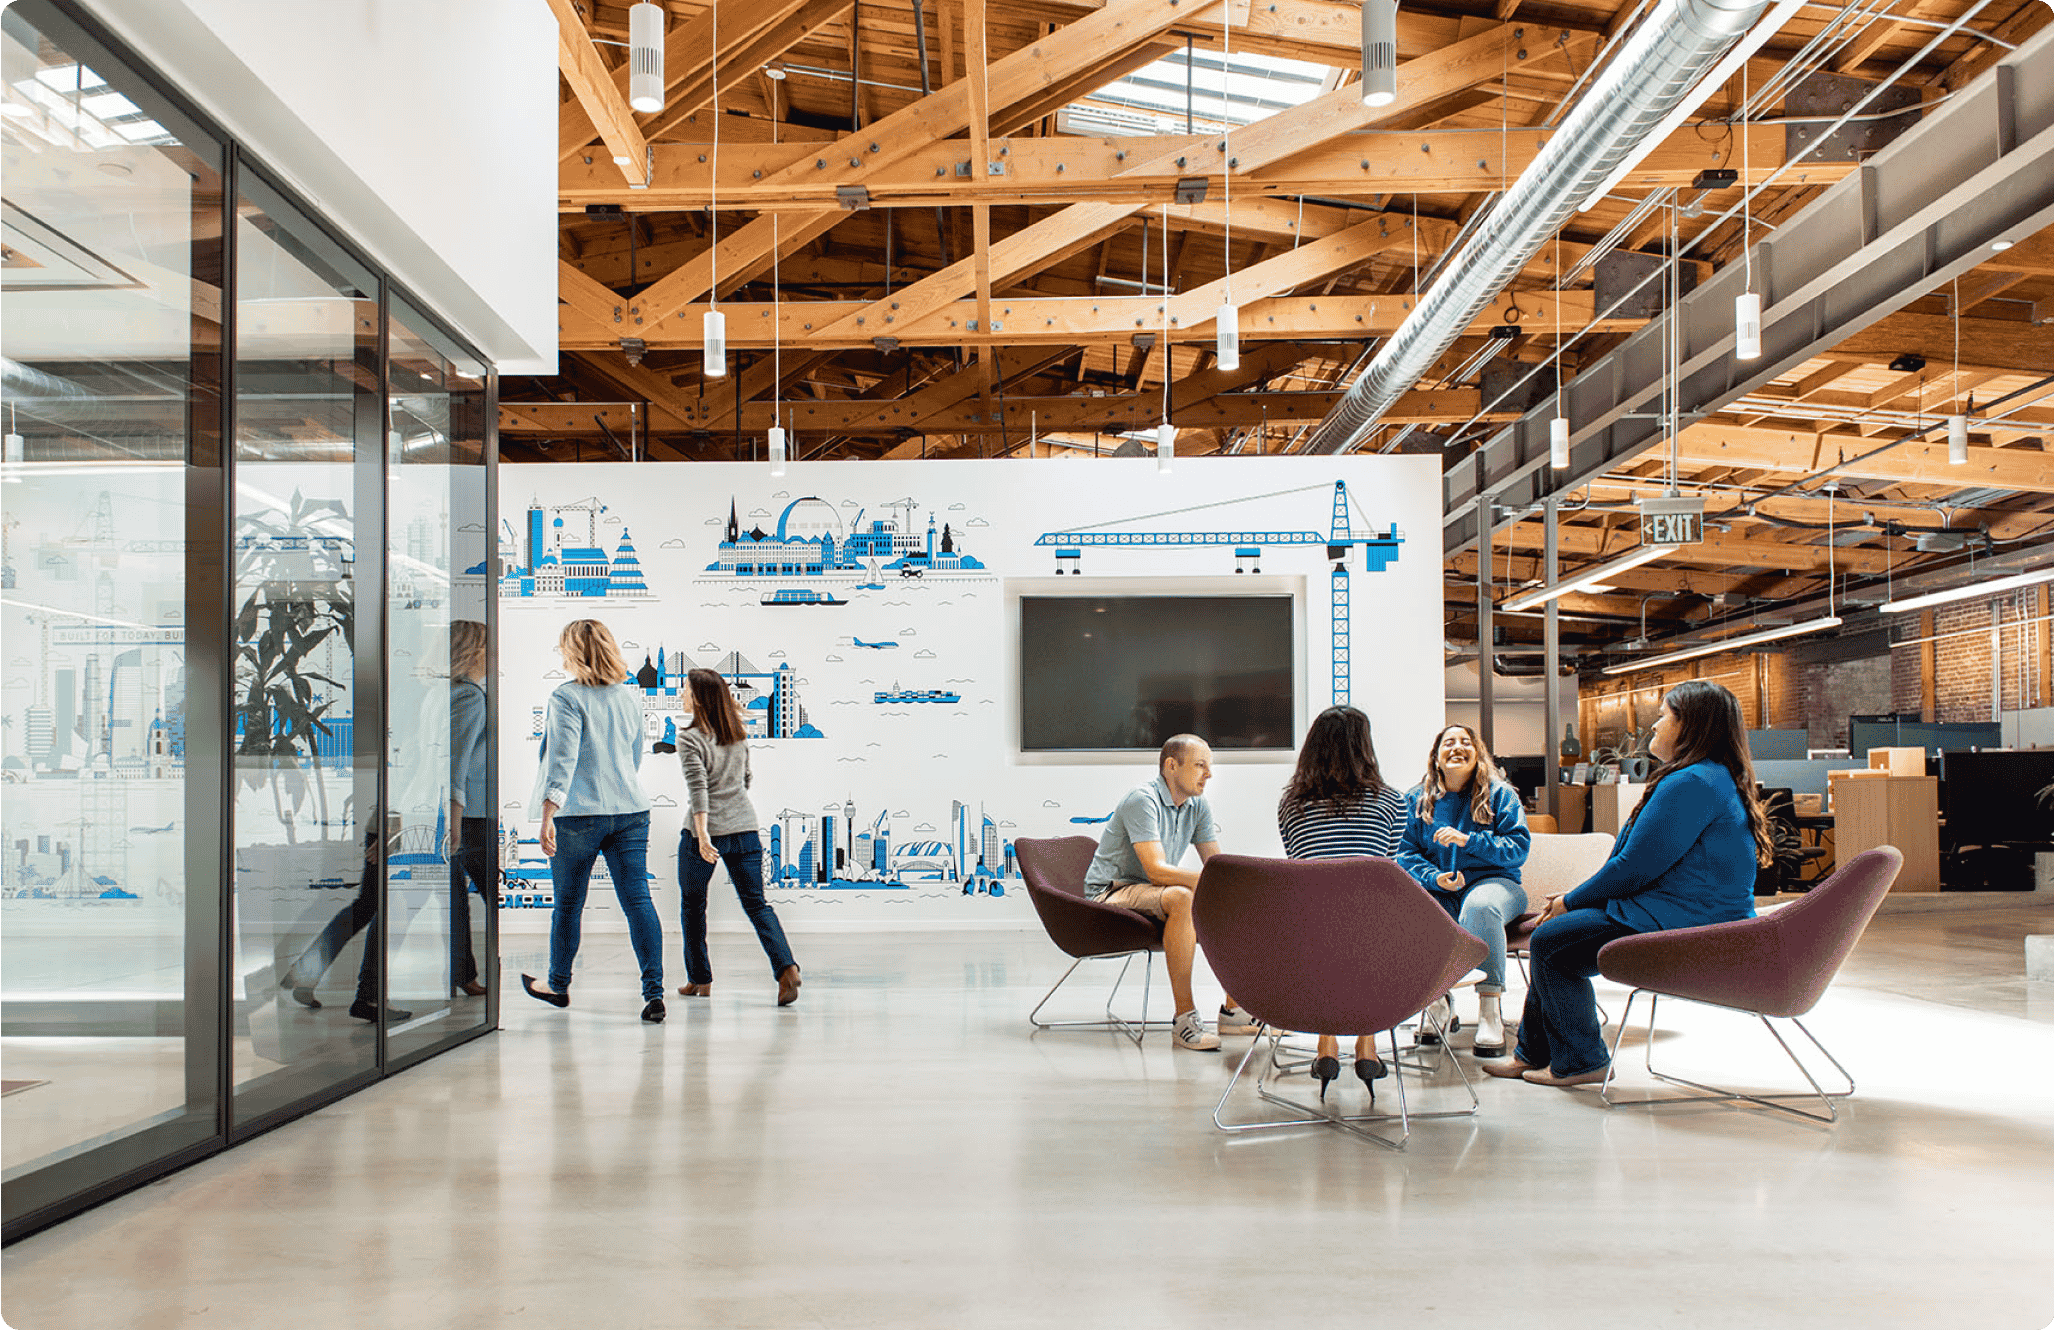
[{"xmin": 6, "ymin": 905, "xmax": 2054, "ymax": 1330}]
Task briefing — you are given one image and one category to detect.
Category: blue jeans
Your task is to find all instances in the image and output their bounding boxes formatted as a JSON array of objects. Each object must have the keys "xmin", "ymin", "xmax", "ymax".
[
  {"xmin": 547, "ymin": 811, "xmax": 664, "ymax": 1000},
  {"xmin": 679, "ymin": 829, "xmax": 796, "ymax": 984},
  {"xmin": 1514, "ymin": 908, "xmax": 1639, "ymax": 1075},
  {"xmin": 1430, "ymin": 876, "xmax": 1527, "ymax": 993}
]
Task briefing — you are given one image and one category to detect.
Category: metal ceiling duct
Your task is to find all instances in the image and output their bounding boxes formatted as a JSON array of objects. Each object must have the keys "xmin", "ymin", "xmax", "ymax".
[{"xmin": 1302, "ymin": 0, "xmax": 1774, "ymax": 454}]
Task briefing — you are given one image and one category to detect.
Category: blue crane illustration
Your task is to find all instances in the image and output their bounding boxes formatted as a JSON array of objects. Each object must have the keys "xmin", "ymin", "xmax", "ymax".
[{"xmin": 1032, "ymin": 481, "xmax": 1401, "ymax": 706}]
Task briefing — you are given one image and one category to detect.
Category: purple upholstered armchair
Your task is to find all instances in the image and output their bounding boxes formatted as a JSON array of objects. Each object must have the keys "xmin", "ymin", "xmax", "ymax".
[
  {"xmin": 1192, "ymin": 853, "xmax": 1487, "ymax": 1149},
  {"xmin": 1595, "ymin": 846, "xmax": 1904, "ymax": 1122},
  {"xmin": 1017, "ymin": 835, "xmax": 1168, "ymax": 1043}
]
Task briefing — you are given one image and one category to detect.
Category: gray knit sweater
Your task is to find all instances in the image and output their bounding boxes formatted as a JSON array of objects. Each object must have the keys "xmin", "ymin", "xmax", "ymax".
[{"xmin": 676, "ymin": 727, "xmax": 758, "ymax": 836}]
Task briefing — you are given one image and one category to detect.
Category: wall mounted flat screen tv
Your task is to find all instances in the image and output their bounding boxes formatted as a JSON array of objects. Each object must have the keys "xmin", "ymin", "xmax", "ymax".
[{"xmin": 1020, "ymin": 595, "xmax": 1294, "ymax": 751}]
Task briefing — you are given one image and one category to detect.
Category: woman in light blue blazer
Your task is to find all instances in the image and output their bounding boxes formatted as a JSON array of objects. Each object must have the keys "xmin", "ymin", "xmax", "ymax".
[{"xmin": 521, "ymin": 619, "xmax": 667, "ymax": 1023}]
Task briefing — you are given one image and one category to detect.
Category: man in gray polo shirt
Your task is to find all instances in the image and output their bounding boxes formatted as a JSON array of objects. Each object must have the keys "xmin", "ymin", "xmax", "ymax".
[{"xmin": 1084, "ymin": 734, "xmax": 1258, "ymax": 1051}]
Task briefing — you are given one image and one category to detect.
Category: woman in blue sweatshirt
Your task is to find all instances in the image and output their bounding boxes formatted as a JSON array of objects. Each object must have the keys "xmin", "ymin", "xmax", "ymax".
[
  {"xmin": 1395, "ymin": 724, "xmax": 1530, "ymax": 1057},
  {"xmin": 1485, "ymin": 680, "xmax": 1771, "ymax": 1086}
]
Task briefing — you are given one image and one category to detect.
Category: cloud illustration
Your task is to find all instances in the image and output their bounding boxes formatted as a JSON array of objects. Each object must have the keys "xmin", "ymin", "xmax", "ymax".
[
  {"xmin": 2, "ymin": 678, "xmax": 27, "ymax": 690},
  {"xmin": 392, "ymin": 647, "xmax": 413, "ymax": 657},
  {"xmin": 914, "ymin": 649, "xmax": 936, "ymax": 659},
  {"xmin": 998, "ymin": 820, "xmax": 1016, "ymax": 828},
  {"xmin": 978, "ymin": 699, "xmax": 995, "ymax": 705},
  {"xmin": 544, "ymin": 669, "xmax": 566, "ymax": 679},
  {"xmin": 702, "ymin": 519, "xmax": 720, "ymax": 526},
  {"xmin": 960, "ymin": 592, "xmax": 977, "ymax": 599},
  {"xmin": 931, "ymin": 753, "xmax": 948, "ymax": 759},
  {"xmin": 10, "ymin": 657, "xmax": 35, "ymax": 666},
  {"xmin": 662, "ymin": 539, "xmax": 688, "ymax": 548},
  {"xmin": 836, "ymin": 756, "xmax": 866, "ymax": 763},
  {"xmin": 769, "ymin": 650, "xmax": 787, "ymax": 658},
  {"xmin": 866, "ymin": 742, "xmax": 881, "ymax": 748},
  {"xmin": 898, "ymin": 628, "xmax": 916, "ymax": 637},
  {"xmin": 773, "ymin": 491, "xmax": 790, "ymax": 500},
  {"xmin": 946, "ymin": 678, "xmax": 974, "ymax": 684},
  {"xmin": 165, "ymin": 609, "xmax": 184, "ymax": 620},
  {"xmin": 604, "ymin": 515, "xmax": 622, "ymax": 524},
  {"xmin": 748, "ymin": 508, "xmax": 771, "ymax": 519},
  {"xmin": 861, "ymin": 678, "xmax": 876, "ymax": 685},
  {"xmin": 621, "ymin": 639, "xmax": 642, "ymax": 650},
  {"xmin": 895, "ymin": 809, "xmax": 911, "ymax": 817},
  {"xmin": 652, "ymin": 794, "xmax": 678, "ymax": 807},
  {"xmin": 840, "ymin": 499, "xmax": 860, "ymax": 507},
  {"xmin": 965, "ymin": 518, "xmax": 989, "ymax": 528},
  {"xmin": 948, "ymin": 503, "xmax": 966, "ymax": 511},
  {"xmin": 1043, "ymin": 799, "xmax": 1062, "ymax": 808},
  {"xmin": 699, "ymin": 641, "xmax": 722, "ymax": 651},
  {"xmin": 459, "ymin": 523, "xmax": 485, "ymax": 532},
  {"xmin": 914, "ymin": 823, "xmax": 936, "ymax": 833},
  {"xmin": 504, "ymin": 800, "xmax": 524, "ymax": 810},
  {"xmin": 829, "ymin": 700, "xmax": 858, "ymax": 705},
  {"xmin": 824, "ymin": 653, "xmax": 844, "ymax": 662}
]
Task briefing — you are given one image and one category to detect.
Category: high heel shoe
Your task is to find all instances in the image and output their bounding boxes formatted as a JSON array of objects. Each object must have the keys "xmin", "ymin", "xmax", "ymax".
[
  {"xmin": 1354, "ymin": 1057, "xmax": 1384, "ymax": 1105},
  {"xmin": 521, "ymin": 974, "xmax": 569, "ymax": 1008},
  {"xmin": 1311, "ymin": 1055, "xmax": 1341, "ymax": 1102},
  {"xmin": 776, "ymin": 965, "xmax": 802, "ymax": 1007},
  {"xmin": 676, "ymin": 982, "xmax": 711, "ymax": 997}
]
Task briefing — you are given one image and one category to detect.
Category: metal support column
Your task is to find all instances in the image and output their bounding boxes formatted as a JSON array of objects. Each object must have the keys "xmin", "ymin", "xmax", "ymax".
[
  {"xmin": 1543, "ymin": 496, "xmax": 1561, "ymax": 822},
  {"xmin": 1477, "ymin": 517, "xmax": 1494, "ymax": 750}
]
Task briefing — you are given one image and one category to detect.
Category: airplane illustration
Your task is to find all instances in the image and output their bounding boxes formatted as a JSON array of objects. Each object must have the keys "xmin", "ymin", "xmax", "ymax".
[
  {"xmin": 130, "ymin": 822, "xmax": 177, "ymax": 835},
  {"xmin": 851, "ymin": 638, "xmax": 900, "ymax": 650},
  {"xmin": 1067, "ymin": 814, "xmax": 1113, "ymax": 825}
]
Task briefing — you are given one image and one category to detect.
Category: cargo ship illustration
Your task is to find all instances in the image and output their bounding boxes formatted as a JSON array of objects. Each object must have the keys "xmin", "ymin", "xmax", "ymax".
[
  {"xmin": 761, "ymin": 588, "xmax": 847, "ymax": 607},
  {"xmin": 872, "ymin": 684, "xmax": 961, "ymax": 704}
]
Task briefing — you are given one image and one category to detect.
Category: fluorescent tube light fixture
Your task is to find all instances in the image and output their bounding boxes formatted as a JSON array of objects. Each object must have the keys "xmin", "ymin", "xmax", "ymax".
[
  {"xmin": 1881, "ymin": 566, "xmax": 2054, "ymax": 614},
  {"xmin": 1501, "ymin": 542, "xmax": 1680, "ymax": 613},
  {"xmin": 1602, "ymin": 615, "xmax": 1843, "ymax": 675},
  {"xmin": 1360, "ymin": 0, "xmax": 1397, "ymax": 107},
  {"xmin": 628, "ymin": 2, "xmax": 665, "ymax": 114}
]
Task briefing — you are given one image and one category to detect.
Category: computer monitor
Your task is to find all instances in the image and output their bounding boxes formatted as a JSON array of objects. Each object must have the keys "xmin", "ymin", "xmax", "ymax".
[{"xmin": 1939, "ymin": 750, "xmax": 2054, "ymax": 848}]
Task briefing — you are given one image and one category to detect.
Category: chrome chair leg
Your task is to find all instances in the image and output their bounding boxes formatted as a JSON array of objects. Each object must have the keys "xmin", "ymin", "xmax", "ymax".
[
  {"xmin": 1600, "ymin": 989, "xmax": 1856, "ymax": 1123},
  {"xmin": 1211, "ymin": 1022, "xmax": 1479, "ymax": 1149},
  {"xmin": 1028, "ymin": 951, "xmax": 1171, "ymax": 1044}
]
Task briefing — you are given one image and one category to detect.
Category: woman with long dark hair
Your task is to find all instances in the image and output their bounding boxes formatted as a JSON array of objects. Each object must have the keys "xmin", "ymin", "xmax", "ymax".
[
  {"xmin": 1394, "ymin": 724, "xmax": 1531, "ymax": 1057},
  {"xmin": 522, "ymin": 619, "xmax": 668, "ymax": 1023},
  {"xmin": 1277, "ymin": 706, "xmax": 1407, "ymax": 1098},
  {"xmin": 676, "ymin": 668, "xmax": 801, "ymax": 1006},
  {"xmin": 1485, "ymin": 679, "xmax": 1771, "ymax": 1087}
]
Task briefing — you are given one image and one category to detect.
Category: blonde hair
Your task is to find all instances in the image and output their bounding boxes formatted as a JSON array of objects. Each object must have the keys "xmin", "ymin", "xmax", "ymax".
[
  {"xmin": 1417, "ymin": 724, "xmax": 1504, "ymax": 825},
  {"xmin": 558, "ymin": 619, "xmax": 627, "ymax": 687},
  {"xmin": 449, "ymin": 620, "xmax": 487, "ymax": 680}
]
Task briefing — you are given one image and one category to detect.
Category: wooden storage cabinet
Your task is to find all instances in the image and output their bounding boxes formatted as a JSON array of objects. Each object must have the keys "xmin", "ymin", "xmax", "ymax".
[{"xmin": 1831, "ymin": 775, "xmax": 1940, "ymax": 892}]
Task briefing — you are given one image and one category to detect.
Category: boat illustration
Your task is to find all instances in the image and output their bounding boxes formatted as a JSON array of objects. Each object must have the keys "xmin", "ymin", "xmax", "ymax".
[
  {"xmin": 872, "ymin": 684, "xmax": 961, "ymax": 704},
  {"xmin": 761, "ymin": 587, "xmax": 848, "ymax": 607}
]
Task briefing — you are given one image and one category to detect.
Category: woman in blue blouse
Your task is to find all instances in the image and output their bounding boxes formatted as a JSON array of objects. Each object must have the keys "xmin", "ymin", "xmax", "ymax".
[
  {"xmin": 1395, "ymin": 724, "xmax": 1530, "ymax": 1057},
  {"xmin": 1277, "ymin": 706, "xmax": 1407, "ymax": 1098},
  {"xmin": 521, "ymin": 619, "xmax": 668, "ymax": 1023},
  {"xmin": 1485, "ymin": 680, "xmax": 1770, "ymax": 1086}
]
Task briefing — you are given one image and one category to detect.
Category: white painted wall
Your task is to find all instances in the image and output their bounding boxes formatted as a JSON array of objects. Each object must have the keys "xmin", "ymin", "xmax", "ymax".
[
  {"xmin": 493, "ymin": 457, "xmax": 1445, "ymax": 931},
  {"xmin": 86, "ymin": 0, "xmax": 558, "ymax": 372},
  {"xmin": 1444, "ymin": 660, "xmax": 1580, "ymax": 759}
]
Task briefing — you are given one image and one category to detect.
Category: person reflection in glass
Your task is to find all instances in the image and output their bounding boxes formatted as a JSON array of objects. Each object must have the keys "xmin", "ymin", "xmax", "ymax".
[
  {"xmin": 282, "ymin": 809, "xmax": 411, "ymax": 1024},
  {"xmin": 447, "ymin": 619, "xmax": 492, "ymax": 997}
]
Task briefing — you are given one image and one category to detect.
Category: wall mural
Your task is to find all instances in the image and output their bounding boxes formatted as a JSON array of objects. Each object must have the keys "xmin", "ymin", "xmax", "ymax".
[{"xmin": 496, "ymin": 456, "xmax": 1445, "ymax": 927}]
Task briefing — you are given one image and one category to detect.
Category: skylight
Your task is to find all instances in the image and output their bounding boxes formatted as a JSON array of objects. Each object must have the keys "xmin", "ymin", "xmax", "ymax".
[{"xmin": 1062, "ymin": 49, "xmax": 1336, "ymax": 138}]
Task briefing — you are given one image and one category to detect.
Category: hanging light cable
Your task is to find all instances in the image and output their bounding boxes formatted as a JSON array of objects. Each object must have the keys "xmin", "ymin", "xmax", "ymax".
[
  {"xmin": 1734, "ymin": 63, "xmax": 1762, "ymax": 360},
  {"xmin": 768, "ymin": 68, "xmax": 786, "ymax": 476},
  {"xmin": 1215, "ymin": 13, "xmax": 1240, "ymax": 371},
  {"xmin": 703, "ymin": 4, "xmax": 728, "ymax": 378},
  {"xmin": 1158, "ymin": 200, "xmax": 1175, "ymax": 473},
  {"xmin": 1550, "ymin": 231, "xmax": 1570, "ymax": 468}
]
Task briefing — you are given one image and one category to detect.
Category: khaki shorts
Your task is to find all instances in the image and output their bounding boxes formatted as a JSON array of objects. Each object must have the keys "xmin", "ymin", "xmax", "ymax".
[{"xmin": 1096, "ymin": 881, "xmax": 1170, "ymax": 917}]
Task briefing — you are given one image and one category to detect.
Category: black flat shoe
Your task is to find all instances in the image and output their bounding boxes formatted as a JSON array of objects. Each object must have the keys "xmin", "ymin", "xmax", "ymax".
[
  {"xmin": 521, "ymin": 974, "xmax": 569, "ymax": 1008},
  {"xmin": 1311, "ymin": 1055, "xmax": 1341, "ymax": 1102},
  {"xmin": 348, "ymin": 999, "xmax": 414, "ymax": 1023},
  {"xmin": 640, "ymin": 997, "xmax": 666, "ymax": 1023}
]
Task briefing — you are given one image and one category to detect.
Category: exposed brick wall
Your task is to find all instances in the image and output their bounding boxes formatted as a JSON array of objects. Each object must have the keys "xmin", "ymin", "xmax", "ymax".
[
  {"xmin": 1923, "ymin": 589, "xmax": 2049, "ymax": 722},
  {"xmin": 1891, "ymin": 637, "xmax": 1922, "ymax": 715},
  {"xmin": 1799, "ymin": 654, "xmax": 1892, "ymax": 749}
]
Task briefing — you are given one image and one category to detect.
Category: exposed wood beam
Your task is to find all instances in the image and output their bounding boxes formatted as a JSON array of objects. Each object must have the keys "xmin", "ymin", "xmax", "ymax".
[
  {"xmin": 1674, "ymin": 423, "xmax": 2054, "ymax": 495},
  {"xmin": 1819, "ymin": 310, "xmax": 2054, "ymax": 378},
  {"xmin": 548, "ymin": 0, "xmax": 649, "ymax": 186}
]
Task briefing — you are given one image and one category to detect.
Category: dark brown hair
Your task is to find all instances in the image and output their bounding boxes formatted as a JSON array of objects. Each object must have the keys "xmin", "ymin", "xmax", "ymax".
[
  {"xmin": 1280, "ymin": 706, "xmax": 1388, "ymax": 816},
  {"xmin": 1416, "ymin": 723, "xmax": 1503, "ymax": 825},
  {"xmin": 686, "ymin": 668, "xmax": 746, "ymax": 747},
  {"xmin": 1620, "ymin": 679, "xmax": 1773, "ymax": 866}
]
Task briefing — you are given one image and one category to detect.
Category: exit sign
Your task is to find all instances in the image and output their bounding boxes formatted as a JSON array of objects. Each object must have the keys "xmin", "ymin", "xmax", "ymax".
[{"xmin": 1639, "ymin": 495, "xmax": 1705, "ymax": 545}]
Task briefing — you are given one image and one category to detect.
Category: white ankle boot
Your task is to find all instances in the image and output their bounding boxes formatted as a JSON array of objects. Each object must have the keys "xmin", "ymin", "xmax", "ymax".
[{"xmin": 1473, "ymin": 992, "xmax": 1507, "ymax": 1057}]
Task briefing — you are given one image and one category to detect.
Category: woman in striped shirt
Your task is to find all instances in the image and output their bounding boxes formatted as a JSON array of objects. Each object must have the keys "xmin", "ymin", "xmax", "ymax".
[{"xmin": 1276, "ymin": 705, "xmax": 1407, "ymax": 1099}]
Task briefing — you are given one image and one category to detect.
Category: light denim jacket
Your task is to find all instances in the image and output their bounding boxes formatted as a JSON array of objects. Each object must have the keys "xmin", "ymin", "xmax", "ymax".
[{"xmin": 529, "ymin": 680, "xmax": 650, "ymax": 818}]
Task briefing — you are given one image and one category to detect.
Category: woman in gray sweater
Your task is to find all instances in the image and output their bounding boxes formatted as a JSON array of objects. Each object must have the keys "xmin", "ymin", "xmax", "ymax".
[
  {"xmin": 521, "ymin": 619, "xmax": 667, "ymax": 1022},
  {"xmin": 676, "ymin": 668, "xmax": 800, "ymax": 1006}
]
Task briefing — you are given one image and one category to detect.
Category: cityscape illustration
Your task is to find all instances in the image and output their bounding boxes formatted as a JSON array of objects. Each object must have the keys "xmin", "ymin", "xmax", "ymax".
[
  {"xmin": 499, "ymin": 497, "xmax": 652, "ymax": 599},
  {"xmin": 703, "ymin": 495, "xmax": 989, "ymax": 581}
]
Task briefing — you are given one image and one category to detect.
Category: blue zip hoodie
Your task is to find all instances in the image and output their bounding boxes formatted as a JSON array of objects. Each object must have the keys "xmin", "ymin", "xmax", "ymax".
[
  {"xmin": 1395, "ymin": 779, "xmax": 1530, "ymax": 893},
  {"xmin": 1563, "ymin": 761, "xmax": 1758, "ymax": 932}
]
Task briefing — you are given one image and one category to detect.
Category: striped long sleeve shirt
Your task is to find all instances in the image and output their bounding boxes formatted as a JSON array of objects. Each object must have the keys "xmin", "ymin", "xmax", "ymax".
[{"xmin": 1278, "ymin": 786, "xmax": 1407, "ymax": 860}]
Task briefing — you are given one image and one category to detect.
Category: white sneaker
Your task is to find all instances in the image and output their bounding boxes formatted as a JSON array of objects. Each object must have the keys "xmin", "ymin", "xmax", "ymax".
[
  {"xmin": 1172, "ymin": 1009, "xmax": 1221, "ymax": 1051},
  {"xmin": 1216, "ymin": 1003, "xmax": 1261, "ymax": 1036},
  {"xmin": 1417, "ymin": 995, "xmax": 1458, "ymax": 1046},
  {"xmin": 1473, "ymin": 992, "xmax": 1507, "ymax": 1057}
]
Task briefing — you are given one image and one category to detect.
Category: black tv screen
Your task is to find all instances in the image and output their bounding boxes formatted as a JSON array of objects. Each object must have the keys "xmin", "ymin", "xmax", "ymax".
[{"xmin": 1020, "ymin": 595, "xmax": 1294, "ymax": 751}]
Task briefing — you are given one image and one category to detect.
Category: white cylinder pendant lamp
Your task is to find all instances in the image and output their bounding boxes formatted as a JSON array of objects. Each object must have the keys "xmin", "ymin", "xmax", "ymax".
[
  {"xmin": 1947, "ymin": 414, "xmax": 1968, "ymax": 464},
  {"xmin": 1215, "ymin": 302, "xmax": 1240, "ymax": 372},
  {"xmin": 703, "ymin": 309, "xmax": 727, "ymax": 378},
  {"xmin": 768, "ymin": 425, "xmax": 787, "ymax": 477},
  {"xmin": 1156, "ymin": 421, "xmax": 1176, "ymax": 473},
  {"xmin": 1734, "ymin": 291, "xmax": 1762, "ymax": 360},
  {"xmin": 628, "ymin": 2, "xmax": 666, "ymax": 113},
  {"xmin": 1360, "ymin": 0, "xmax": 1398, "ymax": 107},
  {"xmin": 1549, "ymin": 415, "xmax": 1570, "ymax": 469}
]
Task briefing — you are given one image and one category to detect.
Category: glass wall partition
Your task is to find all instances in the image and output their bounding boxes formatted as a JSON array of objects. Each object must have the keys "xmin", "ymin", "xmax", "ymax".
[
  {"xmin": 0, "ymin": 0, "xmax": 226, "ymax": 1224},
  {"xmin": 2, "ymin": 0, "xmax": 498, "ymax": 1241}
]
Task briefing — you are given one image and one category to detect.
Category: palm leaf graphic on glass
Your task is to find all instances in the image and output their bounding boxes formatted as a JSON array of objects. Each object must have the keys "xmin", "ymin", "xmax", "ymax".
[{"xmin": 234, "ymin": 489, "xmax": 354, "ymax": 842}]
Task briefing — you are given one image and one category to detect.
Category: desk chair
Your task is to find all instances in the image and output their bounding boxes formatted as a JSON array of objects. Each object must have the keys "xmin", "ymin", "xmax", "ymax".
[{"xmin": 1017, "ymin": 836, "xmax": 1167, "ymax": 1043}]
